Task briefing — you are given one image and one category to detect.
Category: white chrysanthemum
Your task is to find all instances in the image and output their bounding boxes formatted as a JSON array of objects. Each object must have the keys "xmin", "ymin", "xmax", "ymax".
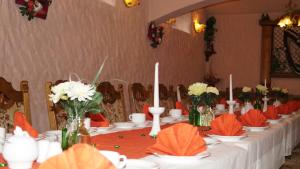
[
  {"xmin": 272, "ymin": 87, "xmax": 281, "ymax": 91},
  {"xmin": 206, "ymin": 87, "xmax": 219, "ymax": 95},
  {"xmin": 242, "ymin": 86, "xmax": 252, "ymax": 93},
  {"xmin": 281, "ymin": 88, "xmax": 288, "ymax": 94},
  {"xmin": 49, "ymin": 82, "xmax": 70, "ymax": 103},
  {"xmin": 65, "ymin": 81, "xmax": 96, "ymax": 102},
  {"xmin": 188, "ymin": 82, "xmax": 207, "ymax": 96},
  {"xmin": 256, "ymin": 84, "xmax": 267, "ymax": 92}
]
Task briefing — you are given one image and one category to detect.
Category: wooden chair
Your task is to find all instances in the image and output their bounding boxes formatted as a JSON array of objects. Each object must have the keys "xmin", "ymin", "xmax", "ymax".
[
  {"xmin": 0, "ymin": 77, "xmax": 31, "ymax": 132},
  {"xmin": 45, "ymin": 81, "xmax": 68, "ymax": 130},
  {"xmin": 128, "ymin": 83, "xmax": 153, "ymax": 114},
  {"xmin": 96, "ymin": 81, "xmax": 127, "ymax": 123},
  {"xmin": 177, "ymin": 84, "xmax": 192, "ymax": 108},
  {"xmin": 159, "ymin": 84, "xmax": 176, "ymax": 116}
]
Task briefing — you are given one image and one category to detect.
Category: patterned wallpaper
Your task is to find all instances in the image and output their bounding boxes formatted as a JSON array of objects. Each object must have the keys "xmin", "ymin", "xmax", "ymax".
[{"xmin": 0, "ymin": 0, "xmax": 205, "ymax": 131}]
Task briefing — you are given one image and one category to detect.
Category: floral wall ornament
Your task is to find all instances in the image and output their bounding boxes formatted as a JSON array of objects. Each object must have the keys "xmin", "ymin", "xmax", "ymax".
[
  {"xmin": 147, "ymin": 22, "xmax": 164, "ymax": 48},
  {"xmin": 123, "ymin": 0, "xmax": 140, "ymax": 8},
  {"xmin": 15, "ymin": 0, "xmax": 52, "ymax": 21},
  {"xmin": 204, "ymin": 16, "xmax": 217, "ymax": 62}
]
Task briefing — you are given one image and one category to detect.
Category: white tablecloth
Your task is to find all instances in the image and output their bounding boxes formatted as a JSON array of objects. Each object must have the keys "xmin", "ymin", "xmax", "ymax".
[
  {"xmin": 91, "ymin": 110, "xmax": 300, "ymax": 169},
  {"xmin": 142, "ymin": 110, "xmax": 300, "ymax": 169}
]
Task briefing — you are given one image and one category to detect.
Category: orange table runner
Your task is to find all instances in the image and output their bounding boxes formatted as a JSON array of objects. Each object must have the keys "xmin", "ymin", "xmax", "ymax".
[{"xmin": 91, "ymin": 125, "xmax": 172, "ymax": 158}]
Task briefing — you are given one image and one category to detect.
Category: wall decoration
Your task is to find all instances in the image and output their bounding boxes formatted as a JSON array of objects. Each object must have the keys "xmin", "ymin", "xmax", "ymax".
[
  {"xmin": 193, "ymin": 19, "xmax": 206, "ymax": 33},
  {"xmin": 204, "ymin": 16, "xmax": 217, "ymax": 62},
  {"xmin": 147, "ymin": 22, "xmax": 164, "ymax": 48},
  {"xmin": 15, "ymin": 0, "xmax": 52, "ymax": 21},
  {"xmin": 260, "ymin": 13, "xmax": 300, "ymax": 82},
  {"xmin": 123, "ymin": 0, "xmax": 139, "ymax": 8}
]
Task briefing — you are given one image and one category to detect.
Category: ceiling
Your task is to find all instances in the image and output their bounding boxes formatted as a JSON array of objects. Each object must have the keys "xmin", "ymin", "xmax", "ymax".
[{"xmin": 205, "ymin": 0, "xmax": 300, "ymax": 15}]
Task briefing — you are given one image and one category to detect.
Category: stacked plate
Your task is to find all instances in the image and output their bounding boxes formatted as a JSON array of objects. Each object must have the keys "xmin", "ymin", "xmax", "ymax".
[
  {"xmin": 244, "ymin": 125, "xmax": 269, "ymax": 132},
  {"xmin": 125, "ymin": 159, "xmax": 159, "ymax": 169},
  {"xmin": 208, "ymin": 134, "xmax": 247, "ymax": 142}
]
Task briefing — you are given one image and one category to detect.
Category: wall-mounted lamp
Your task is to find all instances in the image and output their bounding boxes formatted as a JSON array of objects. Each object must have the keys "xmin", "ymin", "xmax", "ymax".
[
  {"xmin": 193, "ymin": 19, "xmax": 206, "ymax": 33},
  {"xmin": 123, "ymin": 0, "xmax": 140, "ymax": 8}
]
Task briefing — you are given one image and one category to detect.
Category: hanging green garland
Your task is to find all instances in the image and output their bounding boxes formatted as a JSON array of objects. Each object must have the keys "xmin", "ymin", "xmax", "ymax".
[{"xmin": 204, "ymin": 17, "xmax": 217, "ymax": 62}]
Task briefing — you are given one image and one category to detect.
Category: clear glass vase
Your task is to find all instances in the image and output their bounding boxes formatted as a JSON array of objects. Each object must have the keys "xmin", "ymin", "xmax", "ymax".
[
  {"xmin": 189, "ymin": 105, "xmax": 198, "ymax": 126},
  {"xmin": 61, "ymin": 117, "xmax": 90, "ymax": 150},
  {"xmin": 197, "ymin": 106, "xmax": 215, "ymax": 127}
]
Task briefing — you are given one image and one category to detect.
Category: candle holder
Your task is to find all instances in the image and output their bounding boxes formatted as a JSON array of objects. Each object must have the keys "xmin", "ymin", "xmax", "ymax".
[
  {"xmin": 149, "ymin": 107, "xmax": 165, "ymax": 137},
  {"xmin": 262, "ymin": 96, "xmax": 269, "ymax": 112},
  {"xmin": 227, "ymin": 100, "xmax": 236, "ymax": 114}
]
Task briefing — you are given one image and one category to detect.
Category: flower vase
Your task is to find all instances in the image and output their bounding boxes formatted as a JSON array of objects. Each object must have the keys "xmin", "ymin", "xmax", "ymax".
[
  {"xmin": 61, "ymin": 117, "xmax": 90, "ymax": 150},
  {"xmin": 189, "ymin": 105, "xmax": 198, "ymax": 126},
  {"xmin": 197, "ymin": 106, "xmax": 214, "ymax": 127},
  {"xmin": 254, "ymin": 98, "xmax": 262, "ymax": 110}
]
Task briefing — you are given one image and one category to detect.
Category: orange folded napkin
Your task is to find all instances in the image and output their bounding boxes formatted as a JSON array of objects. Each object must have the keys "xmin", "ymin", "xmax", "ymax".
[
  {"xmin": 147, "ymin": 123, "xmax": 207, "ymax": 156},
  {"xmin": 277, "ymin": 104, "xmax": 290, "ymax": 115},
  {"xmin": 208, "ymin": 114, "xmax": 244, "ymax": 136},
  {"xmin": 175, "ymin": 101, "xmax": 189, "ymax": 115},
  {"xmin": 14, "ymin": 112, "xmax": 38, "ymax": 138},
  {"xmin": 263, "ymin": 105, "xmax": 280, "ymax": 120},
  {"xmin": 89, "ymin": 113, "xmax": 110, "ymax": 127},
  {"xmin": 143, "ymin": 104, "xmax": 153, "ymax": 120},
  {"xmin": 39, "ymin": 144, "xmax": 115, "ymax": 169},
  {"xmin": 240, "ymin": 109, "xmax": 268, "ymax": 127}
]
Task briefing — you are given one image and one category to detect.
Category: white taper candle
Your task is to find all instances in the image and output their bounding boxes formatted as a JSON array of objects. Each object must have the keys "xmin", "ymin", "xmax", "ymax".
[
  {"xmin": 176, "ymin": 86, "xmax": 181, "ymax": 102},
  {"xmin": 229, "ymin": 74, "xmax": 233, "ymax": 101},
  {"xmin": 154, "ymin": 62, "xmax": 159, "ymax": 107}
]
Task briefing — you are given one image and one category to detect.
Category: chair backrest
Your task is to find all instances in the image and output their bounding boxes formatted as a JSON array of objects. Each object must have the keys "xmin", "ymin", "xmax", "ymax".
[
  {"xmin": 96, "ymin": 81, "xmax": 127, "ymax": 122},
  {"xmin": 159, "ymin": 84, "xmax": 176, "ymax": 116},
  {"xmin": 0, "ymin": 77, "xmax": 31, "ymax": 132},
  {"xmin": 45, "ymin": 81, "xmax": 68, "ymax": 130},
  {"xmin": 128, "ymin": 83, "xmax": 153, "ymax": 114},
  {"xmin": 177, "ymin": 84, "xmax": 191, "ymax": 108}
]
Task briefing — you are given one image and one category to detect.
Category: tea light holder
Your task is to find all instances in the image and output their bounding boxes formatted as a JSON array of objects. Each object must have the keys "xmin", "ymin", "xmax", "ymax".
[
  {"xmin": 149, "ymin": 107, "xmax": 165, "ymax": 136},
  {"xmin": 262, "ymin": 96, "xmax": 269, "ymax": 112},
  {"xmin": 227, "ymin": 100, "xmax": 236, "ymax": 114}
]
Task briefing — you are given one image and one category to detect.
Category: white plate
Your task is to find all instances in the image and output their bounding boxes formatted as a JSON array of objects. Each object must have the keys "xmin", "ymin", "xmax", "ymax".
[
  {"xmin": 245, "ymin": 125, "xmax": 269, "ymax": 132},
  {"xmin": 161, "ymin": 116, "xmax": 175, "ymax": 123},
  {"xmin": 155, "ymin": 151, "xmax": 210, "ymax": 162},
  {"xmin": 135, "ymin": 121, "xmax": 151, "ymax": 128},
  {"xmin": 203, "ymin": 137, "xmax": 221, "ymax": 146},
  {"xmin": 114, "ymin": 122, "xmax": 136, "ymax": 129},
  {"xmin": 125, "ymin": 159, "xmax": 159, "ymax": 169},
  {"xmin": 208, "ymin": 134, "xmax": 247, "ymax": 142},
  {"xmin": 267, "ymin": 118, "xmax": 282, "ymax": 124},
  {"xmin": 280, "ymin": 114, "xmax": 291, "ymax": 118},
  {"xmin": 93, "ymin": 125, "xmax": 114, "ymax": 132},
  {"xmin": 45, "ymin": 130, "xmax": 61, "ymax": 136}
]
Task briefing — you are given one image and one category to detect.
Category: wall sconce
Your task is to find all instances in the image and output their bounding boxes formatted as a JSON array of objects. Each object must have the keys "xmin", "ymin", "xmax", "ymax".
[
  {"xmin": 193, "ymin": 19, "xmax": 206, "ymax": 33},
  {"xmin": 124, "ymin": 0, "xmax": 140, "ymax": 8}
]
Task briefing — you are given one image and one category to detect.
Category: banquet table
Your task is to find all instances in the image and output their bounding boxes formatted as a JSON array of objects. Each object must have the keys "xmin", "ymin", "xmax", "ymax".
[{"xmin": 1, "ymin": 110, "xmax": 300, "ymax": 169}]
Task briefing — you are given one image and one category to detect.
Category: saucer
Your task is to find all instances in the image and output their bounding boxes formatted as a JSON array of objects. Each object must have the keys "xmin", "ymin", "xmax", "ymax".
[
  {"xmin": 114, "ymin": 122, "xmax": 136, "ymax": 129},
  {"xmin": 161, "ymin": 117, "xmax": 175, "ymax": 123}
]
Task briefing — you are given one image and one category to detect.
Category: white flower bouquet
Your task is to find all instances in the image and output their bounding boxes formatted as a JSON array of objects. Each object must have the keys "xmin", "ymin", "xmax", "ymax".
[
  {"xmin": 238, "ymin": 86, "xmax": 253, "ymax": 103},
  {"xmin": 188, "ymin": 82, "xmax": 219, "ymax": 106}
]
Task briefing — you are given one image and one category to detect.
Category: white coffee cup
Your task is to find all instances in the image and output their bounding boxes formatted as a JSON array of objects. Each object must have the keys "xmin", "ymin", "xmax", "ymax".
[
  {"xmin": 84, "ymin": 118, "xmax": 91, "ymax": 130},
  {"xmin": 169, "ymin": 109, "xmax": 182, "ymax": 119},
  {"xmin": 46, "ymin": 142, "xmax": 62, "ymax": 159},
  {"xmin": 216, "ymin": 104, "xmax": 225, "ymax": 111},
  {"xmin": 129, "ymin": 113, "xmax": 146, "ymax": 124},
  {"xmin": 99, "ymin": 150, "xmax": 127, "ymax": 168},
  {"xmin": 37, "ymin": 140, "xmax": 50, "ymax": 163}
]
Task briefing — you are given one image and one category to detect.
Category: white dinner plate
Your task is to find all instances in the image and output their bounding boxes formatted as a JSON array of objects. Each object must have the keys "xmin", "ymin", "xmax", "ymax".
[
  {"xmin": 161, "ymin": 116, "xmax": 175, "ymax": 123},
  {"xmin": 208, "ymin": 134, "xmax": 247, "ymax": 142},
  {"xmin": 45, "ymin": 130, "xmax": 62, "ymax": 137},
  {"xmin": 154, "ymin": 151, "xmax": 210, "ymax": 162},
  {"xmin": 267, "ymin": 118, "xmax": 282, "ymax": 124},
  {"xmin": 279, "ymin": 114, "xmax": 291, "ymax": 118},
  {"xmin": 125, "ymin": 159, "xmax": 159, "ymax": 169},
  {"xmin": 203, "ymin": 137, "xmax": 221, "ymax": 146},
  {"xmin": 245, "ymin": 125, "xmax": 269, "ymax": 132},
  {"xmin": 114, "ymin": 122, "xmax": 136, "ymax": 129},
  {"xmin": 94, "ymin": 125, "xmax": 115, "ymax": 132}
]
